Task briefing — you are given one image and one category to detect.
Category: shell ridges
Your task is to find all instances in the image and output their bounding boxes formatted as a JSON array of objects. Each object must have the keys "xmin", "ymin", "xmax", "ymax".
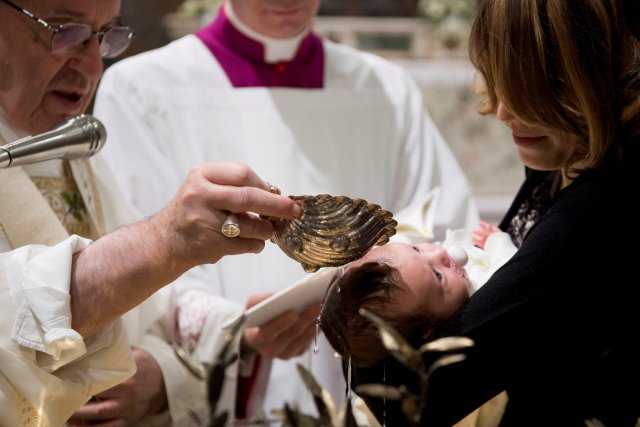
[{"xmin": 270, "ymin": 194, "xmax": 397, "ymax": 272}]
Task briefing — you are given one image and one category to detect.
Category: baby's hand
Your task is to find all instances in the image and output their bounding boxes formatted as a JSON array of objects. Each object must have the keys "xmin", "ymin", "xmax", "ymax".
[{"xmin": 472, "ymin": 221, "xmax": 500, "ymax": 249}]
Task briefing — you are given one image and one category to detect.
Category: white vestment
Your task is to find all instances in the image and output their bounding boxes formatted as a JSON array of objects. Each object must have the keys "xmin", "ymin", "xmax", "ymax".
[
  {"xmin": 0, "ymin": 114, "xmax": 137, "ymax": 426},
  {"xmin": 94, "ymin": 34, "xmax": 479, "ymax": 420},
  {"xmin": 0, "ymin": 110, "xmax": 240, "ymax": 426}
]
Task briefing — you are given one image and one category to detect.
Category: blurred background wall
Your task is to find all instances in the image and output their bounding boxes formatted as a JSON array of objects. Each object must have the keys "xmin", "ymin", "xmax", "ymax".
[{"xmin": 105, "ymin": 0, "xmax": 522, "ymax": 224}]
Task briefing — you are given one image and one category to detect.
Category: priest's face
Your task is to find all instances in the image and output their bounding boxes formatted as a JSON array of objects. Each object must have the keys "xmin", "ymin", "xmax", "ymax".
[
  {"xmin": 0, "ymin": 0, "xmax": 121, "ymax": 134},
  {"xmin": 230, "ymin": 0, "xmax": 322, "ymax": 39}
]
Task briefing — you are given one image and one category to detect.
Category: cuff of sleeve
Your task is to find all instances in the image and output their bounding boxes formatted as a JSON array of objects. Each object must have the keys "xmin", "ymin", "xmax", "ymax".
[{"xmin": 7, "ymin": 235, "xmax": 92, "ymax": 362}]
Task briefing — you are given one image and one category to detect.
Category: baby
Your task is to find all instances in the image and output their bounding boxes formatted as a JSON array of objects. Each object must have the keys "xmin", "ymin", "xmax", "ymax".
[{"xmin": 319, "ymin": 223, "xmax": 516, "ymax": 368}]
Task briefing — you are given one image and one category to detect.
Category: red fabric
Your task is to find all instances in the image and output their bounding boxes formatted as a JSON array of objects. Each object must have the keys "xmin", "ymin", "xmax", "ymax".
[
  {"xmin": 195, "ymin": 7, "xmax": 324, "ymax": 88},
  {"xmin": 235, "ymin": 355, "xmax": 262, "ymax": 419}
]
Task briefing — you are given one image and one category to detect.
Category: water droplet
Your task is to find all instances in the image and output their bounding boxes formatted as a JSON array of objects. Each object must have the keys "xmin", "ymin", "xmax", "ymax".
[
  {"xmin": 347, "ymin": 356, "xmax": 352, "ymax": 400},
  {"xmin": 313, "ymin": 319, "xmax": 320, "ymax": 354},
  {"xmin": 383, "ymin": 360, "xmax": 387, "ymax": 427},
  {"xmin": 303, "ymin": 264, "xmax": 319, "ymax": 273}
]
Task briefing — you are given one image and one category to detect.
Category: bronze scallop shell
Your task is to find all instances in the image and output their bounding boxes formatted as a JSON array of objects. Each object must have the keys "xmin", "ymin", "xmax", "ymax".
[{"xmin": 270, "ymin": 194, "xmax": 397, "ymax": 272}]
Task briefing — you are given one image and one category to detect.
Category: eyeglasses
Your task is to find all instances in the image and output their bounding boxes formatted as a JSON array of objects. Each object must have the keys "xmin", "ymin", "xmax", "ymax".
[{"xmin": 0, "ymin": 0, "xmax": 135, "ymax": 59}]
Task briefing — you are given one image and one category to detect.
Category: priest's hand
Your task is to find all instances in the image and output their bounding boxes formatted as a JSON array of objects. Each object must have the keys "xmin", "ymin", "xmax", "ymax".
[
  {"xmin": 67, "ymin": 347, "xmax": 167, "ymax": 426},
  {"xmin": 241, "ymin": 293, "xmax": 321, "ymax": 360},
  {"xmin": 70, "ymin": 162, "xmax": 301, "ymax": 339},
  {"xmin": 150, "ymin": 162, "xmax": 302, "ymax": 270}
]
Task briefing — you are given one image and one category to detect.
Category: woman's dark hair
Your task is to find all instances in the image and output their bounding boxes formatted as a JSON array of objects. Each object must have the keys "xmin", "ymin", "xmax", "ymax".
[{"xmin": 319, "ymin": 261, "xmax": 436, "ymax": 368}]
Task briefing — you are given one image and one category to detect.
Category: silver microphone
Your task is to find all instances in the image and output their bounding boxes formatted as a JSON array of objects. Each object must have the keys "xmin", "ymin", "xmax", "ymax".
[{"xmin": 0, "ymin": 114, "xmax": 107, "ymax": 169}]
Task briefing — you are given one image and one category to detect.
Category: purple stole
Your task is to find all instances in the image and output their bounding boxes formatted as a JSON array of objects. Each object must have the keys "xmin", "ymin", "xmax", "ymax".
[{"xmin": 195, "ymin": 9, "xmax": 324, "ymax": 88}]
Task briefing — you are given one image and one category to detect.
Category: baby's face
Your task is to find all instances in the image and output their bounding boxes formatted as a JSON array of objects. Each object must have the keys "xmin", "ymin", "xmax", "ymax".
[{"xmin": 354, "ymin": 242, "xmax": 471, "ymax": 321}]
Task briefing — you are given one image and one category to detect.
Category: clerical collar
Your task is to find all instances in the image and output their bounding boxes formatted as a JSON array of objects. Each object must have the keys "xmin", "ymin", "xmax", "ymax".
[
  {"xmin": 195, "ymin": 5, "xmax": 324, "ymax": 88},
  {"xmin": 224, "ymin": 1, "xmax": 308, "ymax": 64}
]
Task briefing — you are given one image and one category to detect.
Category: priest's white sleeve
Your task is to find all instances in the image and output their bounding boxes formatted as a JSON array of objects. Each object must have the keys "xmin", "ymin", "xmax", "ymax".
[{"xmin": 0, "ymin": 236, "xmax": 135, "ymax": 426}]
